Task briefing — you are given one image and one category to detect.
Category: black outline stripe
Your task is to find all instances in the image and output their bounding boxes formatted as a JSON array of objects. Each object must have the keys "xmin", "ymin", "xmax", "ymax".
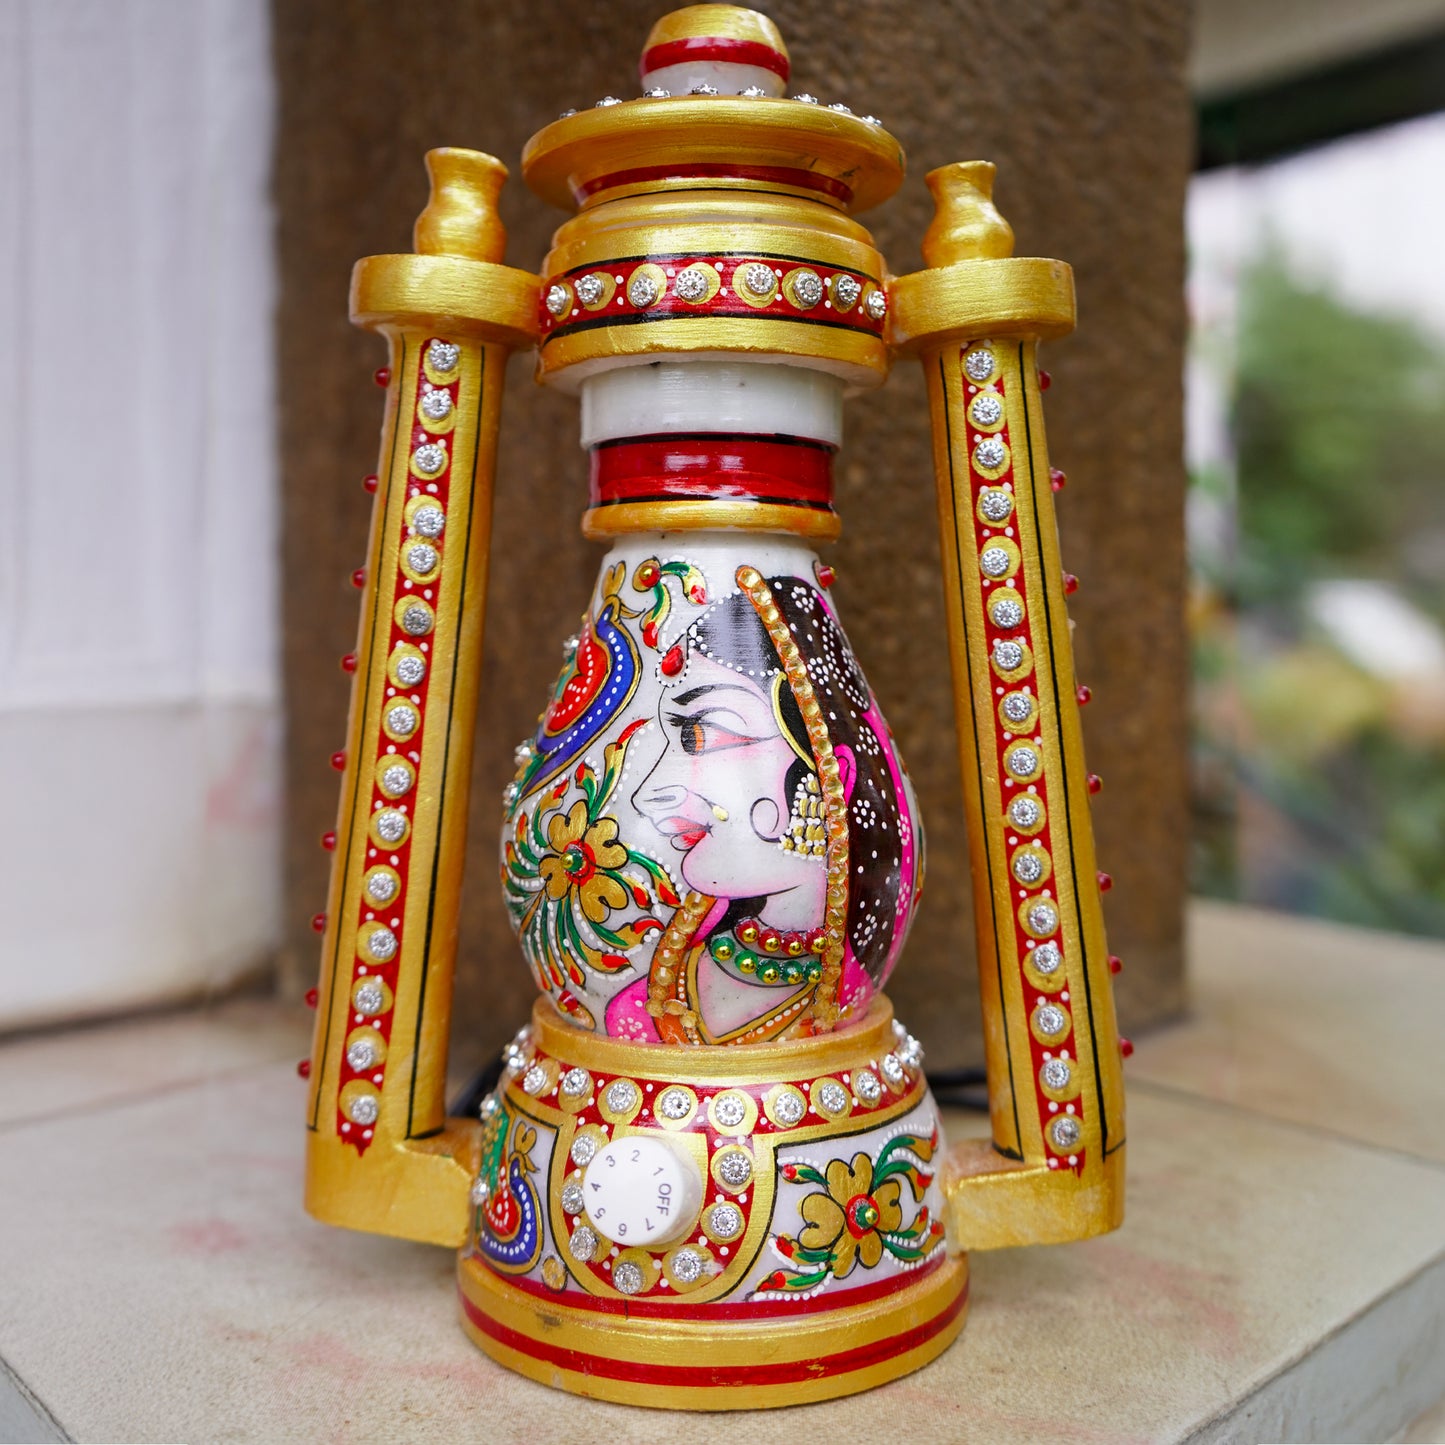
[
  {"xmin": 941, "ymin": 353, "xmax": 1024, "ymax": 1162},
  {"xmin": 542, "ymin": 307, "xmax": 883, "ymax": 348},
  {"xmin": 591, "ymin": 431, "xmax": 835, "ymax": 454},
  {"xmin": 1017, "ymin": 341, "xmax": 1112, "ymax": 1159}
]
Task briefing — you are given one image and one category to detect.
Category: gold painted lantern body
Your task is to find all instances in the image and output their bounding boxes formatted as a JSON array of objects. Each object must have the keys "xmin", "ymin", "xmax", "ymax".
[{"xmin": 305, "ymin": 5, "xmax": 1125, "ymax": 1409}]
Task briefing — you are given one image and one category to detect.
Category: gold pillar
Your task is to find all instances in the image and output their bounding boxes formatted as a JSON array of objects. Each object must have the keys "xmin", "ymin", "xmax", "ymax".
[
  {"xmin": 893, "ymin": 163, "xmax": 1125, "ymax": 1247},
  {"xmin": 305, "ymin": 151, "xmax": 539, "ymax": 1247}
]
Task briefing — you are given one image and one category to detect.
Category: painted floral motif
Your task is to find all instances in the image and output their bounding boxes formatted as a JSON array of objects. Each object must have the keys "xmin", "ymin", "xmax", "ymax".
[
  {"xmin": 504, "ymin": 720, "xmax": 679, "ymax": 990},
  {"xmin": 472, "ymin": 1104, "xmax": 543, "ymax": 1276},
  {"xmin": 631, "ymin": 556, "xmax": 707, "ymax": 650},
  {"xmin": 759, "ymin": 1127, "xmax": 945, "ymax": 1294}
]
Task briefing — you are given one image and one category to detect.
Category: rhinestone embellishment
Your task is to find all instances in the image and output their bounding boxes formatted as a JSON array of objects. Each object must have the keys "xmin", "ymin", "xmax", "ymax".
[
  {"xmin": 365, "ymin": 872, "xmax": 396, "ymax": 903},
  {"xmin": 545, "ymin": 284, "xmax": 570, "ymax": 317},
  {"xmin": 674, "ymin": 267, "xmax": 708, "ymax": 301},
  {"xmin": 561, "ymin": 1182, "xmax": 585, "ymax": 1215},
  {"xmin": 379, "ymin": 765, "xmax": 411, "ymax": 798},
  {"xmin": 738, "ymin": 85, "xmax": 766, "ymax": 98},
  {"xmin": 866, "ymin": 290, "xmax": 888, "ymax": 320},
  {"xmin": 1031, "ymin": 941, "xmax": 1062, "ymax": 974},
  {"xmin": 689, "ymin": 82, "xmax": 719, "ymax": 95},
  {"xmin": 560, "ymin": 1066, "xmax": 591, "ymax": 1098},
  {"xmin": 771, "ymin": 1090, "xmax": 805, "ymax": 1125},
  {"xmin": 386, "ymin": 704, "xmax": 418, "ymax": 738},
  {"xmin": 413, "ymin": 442, "xmax": 446, "ymax": 475},
  {"xmin": 964, "ymin": 348, "xmax": 996, "ymax": 382},
  {"xmin": 717, "ymin": 1151, "xmax": 752, "ymax": 1187},
  {"xmin": 817, "ymin": 1081, "xmax": 849, "ymax": 1114},
  {"xmin": 641, "ymin": 86, "xmax": 670, "ymax": 98},
  {"xmin": 1050, "ymin": 1115, "xmax": 1082, "ymax": 1149},
  {"xmin": 712, "ymin": 1093, "xmax": 748, "ymax": 1127},
  {"xmin": 1037, "ymin": 1004, "xmax": 1067, "ymax": 1036},
  {"xmin": 575, "ymin": 274, "xmax": 605, "ymax": 306},
  {"xmin": 400, "ymin": 604, "xmax": 433, "ymax": 636},
  {"xmin": 346, "ymin": 1038, "xmax": 377, "ymax": 1071},
  {"xmin": 419, "ymin": 387, "xmax": 452, "ymax": 421},
  {"xmin": 854, "ymin": 1070, "xmax": 882, "ymax": 1104},
  {"xmin": 365, "ymin": 926, "xmax": 397, "ymax": 961},
  {"xmin": 612, "ymin": 1260, "xmax": 646, "ymax": 1294},
  {"xmin": 979, "ymin": 489, "xmax": 1014, "ymax": 522},
  {"xmin": 522, "ymin": 1063, "xmax": 549, "ymax": 1096},
  {"xmin": 994, "ymin": 638, "xmax": 1025, "ymax": 669},
  {"xmin": 394, "ymin": 654, "xmax": 426, "ymax": 686},
  {"xmin": 1007, "ymin": 744, "xmax": 1039, "ymax": 777},
  {"xmin": 569, "ymin": 1225, "xmax": 598, "ymax": 1261},
  {"xmin": 1002, "ymin": 692, "xmax": 1034, "ymax": 723},
  {"xmin": 794, "ymin": 93, "xmax": 818, "ymax": 104},
  {"xmin": 410, "ymin": 504, "xmax": 445, "ymax": 537},
  {"xmin": 657, "ymin": 1087, "xmax": 692, "ymax": 1120},
  {"xmin": 349, "ymin": 1094, "xmax": 379, "ymax": 1125},
  {"xmin": 1013, "ymin": 852, "xmax": 1044, "ymax": 884},
  {"xmin": 427, "ymin": 340, "xmax": 459, "ymax": 373},
  {"xmin": 991, "ymin": 596, "xmax": 1024, "ymax": 629},
  {"xmin": 974, "ymin": 436, "xmax": 1007, "ymax": 470},
  {"xmin": 742, "ymin": 262, "xmax": 775, "ymax": 297},
  {"xmin": 605, "ymin": 1079, "xmax": 638, "ymax": 1113},
  {"xmin": 980, "ymin": 546, "xmax": 1011, "ymax": 577},
  {"xmin": 708, "ymin": 1203, "xmax": 743, "ymax": 1239},
  {"xmin": 833, "ymin": 274, "xmax": 861, "ymax": 308},
  {"xmin": 1042, "ymin": 1058, "xmax": 1072, "ymax": 1090},
  {"xmin": 595, "ymin": 96, "xmax": 622, "ymax": 107},
  {"xmin": 1009, "ymin": 795, "xmax": 1042, "ymax": 828},
  {"xmin": 406, "ymin": 543, "xmax": 438, "ymax": 577},
  {"xmin": 970, "ymin": 392, "xmax": 1003, "ymax": 427},
  {"xmin": 881, "ymin": 1053, "xmax": 905, "ymax": 1086},
  {"xmin": 570, "ymin": 1135, "xmax": 598, "ymax": 1167},
  {"xmin": 670, "ymin": 1247, "xmax": 705, "ymax": 1283},
  {"xmin": 374, "ymin": 810, "xmax": 407, "ymax": 843},
  {"xmin": 1028, "ymin": 902, "xmax": 1060, "ymax": 935},
  {"xmin": 469, "ymin": 1176, "xmax": 490, "ymax": 1205},
  {"xmin": 354, "ymin": 981, "xmax": 384, "ymax": 1015},
  {"xmin": 792, "ymin": 269, "xmax": 823, "ymax": 308},
  {"xmin": 627, "ymin": 273, "xmax": 659, "ymax": 308}
]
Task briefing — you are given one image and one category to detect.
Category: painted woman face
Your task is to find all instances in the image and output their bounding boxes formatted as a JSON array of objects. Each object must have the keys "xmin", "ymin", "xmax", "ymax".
[{"xmin": 630, "ymin": 653, "xmax": 826, "ymax": 920}]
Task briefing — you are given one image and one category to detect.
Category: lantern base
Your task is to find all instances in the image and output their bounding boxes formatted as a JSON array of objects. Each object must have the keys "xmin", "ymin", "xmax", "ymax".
[{"xmin": 457, "ymin": 1247, "xmax": 968, "ymax": 1409}]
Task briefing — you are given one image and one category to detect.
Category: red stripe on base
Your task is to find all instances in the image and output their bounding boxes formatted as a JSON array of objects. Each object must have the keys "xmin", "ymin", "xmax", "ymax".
[
  {"xmin": 590, "ymin": 434, "xmax": 835, "ymax": 510},
  {"xmin": 641, "ymin": 37, "xmax": 790, "ymax": 82},
  {"xmin": 460, "ymin": 1275, "xmax": 967, "ymax": 1388}
]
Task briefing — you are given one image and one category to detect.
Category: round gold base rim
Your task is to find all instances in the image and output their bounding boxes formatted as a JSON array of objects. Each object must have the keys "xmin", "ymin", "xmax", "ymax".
[{"xmin": 457, "ymin": 1250, "xmax": 969, "ymax": 1410}]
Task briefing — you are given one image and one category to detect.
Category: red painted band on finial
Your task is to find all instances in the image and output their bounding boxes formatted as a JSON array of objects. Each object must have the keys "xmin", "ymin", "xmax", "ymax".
[{"xmin": 641, "ymin": 36, "xmax": 790, "ymax": 82}]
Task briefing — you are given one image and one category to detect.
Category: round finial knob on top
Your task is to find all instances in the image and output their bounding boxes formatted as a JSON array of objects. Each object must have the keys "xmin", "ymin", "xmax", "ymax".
[
  {"xmin": 921, "ymin": 161, "xmax": 1015, "ymax": 268},
  {"xmin": 640, "ymin": 5, "xmax": 790, "ymax": 97},
  {"xmin": 413, "ymin": 147, "xmax": 508, "ymax": 264}
]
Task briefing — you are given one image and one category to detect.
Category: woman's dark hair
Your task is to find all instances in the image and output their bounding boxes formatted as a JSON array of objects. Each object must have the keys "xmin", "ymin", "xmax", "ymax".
[{"xmin": 682, "ymin": 575, "xmax": 907, "ymax": 984}]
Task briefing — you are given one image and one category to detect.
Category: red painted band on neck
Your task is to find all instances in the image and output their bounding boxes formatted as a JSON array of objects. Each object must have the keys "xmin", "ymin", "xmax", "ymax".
[
  {"xmin": 640, "ymin": 37, "xmax": 790, "ymax": 82},
  {"xmin": 589, "ymin": 433, "xmax": 835, "ymax": 511}
]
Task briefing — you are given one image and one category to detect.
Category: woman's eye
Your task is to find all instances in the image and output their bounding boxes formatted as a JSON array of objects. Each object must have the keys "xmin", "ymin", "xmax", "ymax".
[
  {"xmin": 674, "ymin": 717, "xmax": 759, "ymax": 755},
  {"xmin": 680, "ymin": 721, "xmax": 705, "ymax": 755}
]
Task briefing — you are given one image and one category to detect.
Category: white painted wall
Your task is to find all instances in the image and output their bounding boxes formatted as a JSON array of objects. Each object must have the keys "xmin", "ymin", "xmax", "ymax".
[{"xmin": 0, "ymin": 0, "xmax": 280, "ymax": 1030}]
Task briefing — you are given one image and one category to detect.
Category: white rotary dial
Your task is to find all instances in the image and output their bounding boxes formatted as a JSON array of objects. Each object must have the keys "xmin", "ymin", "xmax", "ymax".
[{"xmin": 580, "ymin": 1135, "xmax": 704, "ymax": 1248}]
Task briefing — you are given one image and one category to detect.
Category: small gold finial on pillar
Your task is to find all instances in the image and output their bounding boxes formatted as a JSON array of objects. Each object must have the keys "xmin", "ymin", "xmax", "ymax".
[
  {"xmin": 921, "ymin": 161, "xmax": 1015, "ymax": 268},
  {"xmin": 414, "ymin": 147, "xmax": 508, "ymax": 263}
]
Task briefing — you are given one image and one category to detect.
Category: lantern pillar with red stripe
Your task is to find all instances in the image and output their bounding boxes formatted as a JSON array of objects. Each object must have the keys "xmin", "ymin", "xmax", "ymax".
[{"xmin": 305, "ymin": 5, "xmax": 1124, "ymax": 1412}]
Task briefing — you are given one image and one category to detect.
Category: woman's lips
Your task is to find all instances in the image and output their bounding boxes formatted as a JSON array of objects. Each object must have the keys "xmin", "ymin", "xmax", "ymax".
[{"xmin": 657, "ymin": 816, "xmax": 708, "ymax": 849}]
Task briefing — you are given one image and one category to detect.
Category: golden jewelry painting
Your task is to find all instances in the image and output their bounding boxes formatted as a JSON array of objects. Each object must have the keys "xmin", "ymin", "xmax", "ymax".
[{"xmin": 303, "ymin": 3, "xmax": 1125, "ymax": 1409}]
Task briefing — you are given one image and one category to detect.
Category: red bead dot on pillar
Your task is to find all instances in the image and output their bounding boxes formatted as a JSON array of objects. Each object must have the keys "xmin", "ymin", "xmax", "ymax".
[
  {"xmin": 1050, "ymin": 467, "xmax": 1067, "ymax": 492},
  {"xmin": 1038, "ymin": 369, "xmax": 1052, "ymax": 391},
  {"xmin": 321, "ymin": 831, "xmax": 337, "ymax": 851},
  {"xmin": 351, "ymin": 569, "xmax": 366, "ymax": 589},
  {"xmin": 340, "ymin": 653, "xmax": 357, "ymax": 674},
  {"xmin": 297, "ymin": 1059, "xmax": 312, "ymax": 1079},
  {"xmin": 1097, "ymin": 871, "xmax": 1113, "ymax": 892},
  {"xmin": 817, "ymin": 564, "xmax": 836, "ymax": 589},
  {"xmin": 311, "ymin": 912, "xmax": 327, "ymax": 934},
  {"xmin": 330, "ymin": 751, "xmax": 347, "ymax": 772},
  {"xmin": 373, "ymin": 367, "xmax": 391, "ymax": 388},
  {"xmin": 305, "ymin": 988, "xmax": 319, "ymax": 1008},
  {"xmin": 1076, "ymin": 685, "xmax": 1092, "ymax": 705},
  {"xmin": 1109, "ymin": 954, "xmax": 1123, "ymax": 975},
  {"xmin": 362, "ymin": 473, "xmax": 379, "ymax": 494},
  {"xmin": 1063, "ymin": 572, "xmax": 1079, "ymax": 595},
  {"xmin": 1087, "ymin": 772, "xmax": 1102, "ymax": 794},
  {"xmin": 1120, "ymin": 1037, "xmax": 1134, "ymax": 1058}
]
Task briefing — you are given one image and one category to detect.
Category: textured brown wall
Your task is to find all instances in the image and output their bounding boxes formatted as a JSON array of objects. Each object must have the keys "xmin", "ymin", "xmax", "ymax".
[{"xmin": 274, "ymin": 0, "xmax": 1193, "ymax": 1076}]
